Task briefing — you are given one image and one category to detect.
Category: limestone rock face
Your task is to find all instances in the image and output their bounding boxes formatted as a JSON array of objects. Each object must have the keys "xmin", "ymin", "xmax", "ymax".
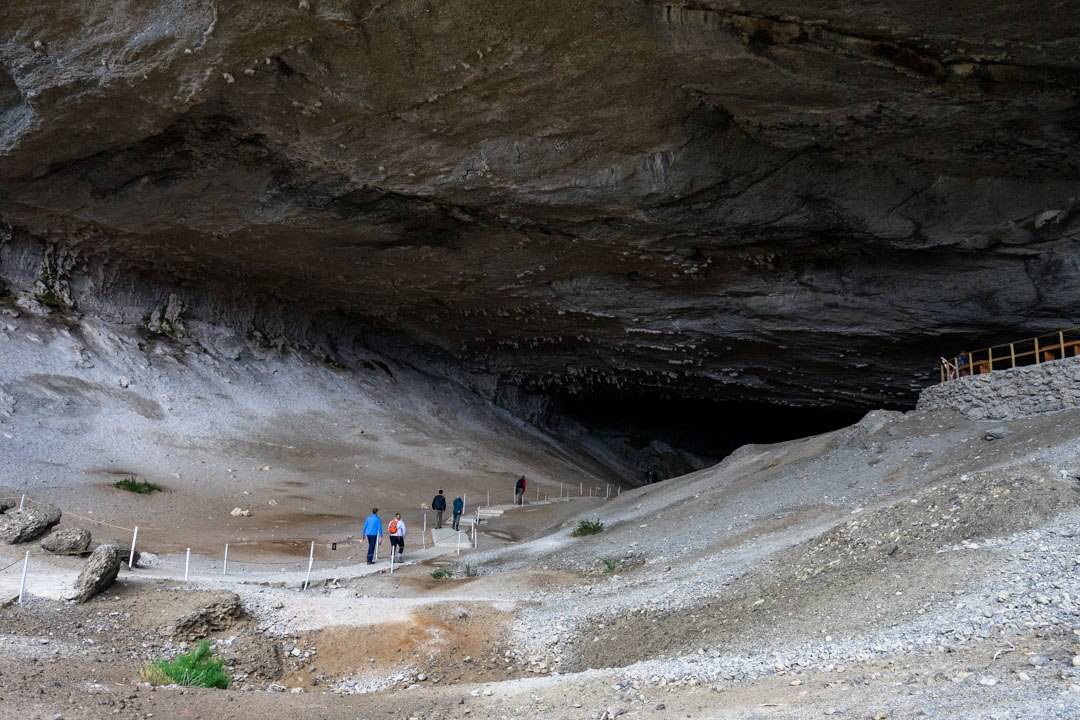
[
  {"xmin": 70, "ymin": 544, "xmax": 121, "ymax": 603},
  {"xmin": 40, "ymin": 527, "xmax": 91, "ymax": 555},
  {"xmin": 2, "ymin": 2, "xmax": 1080, "ymax": 409},
  {"xmin": 0, "ymin": 501, "xmax": 62, "ymax": 544}
]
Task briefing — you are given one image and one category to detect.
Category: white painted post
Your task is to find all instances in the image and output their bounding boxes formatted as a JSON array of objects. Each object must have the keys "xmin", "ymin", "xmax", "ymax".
[
  {"xmin": 618, "ymin": 486, "xmax": 622, "ymax": 497},
  {"xmin": 375, "ymin": 532, "xmax": 381, "ymax": 561},
  {"xmin": 184, "ymin": 548, "xmax": 191, "ymax": 581},
  {"xmin": 456, "ymin": 529, "xmax": 461, "ymax": 555},
  {"xmin": 463, "ymin": 494, "xmax": 467, "ymax": 514},
  {"xmin": 128, "ymin": 527, "xmax": 138, "ymax": 570},
  {"xmin": 302, "ymin": 541, "xmax": 315, "ymax": 591},
  {"xmin": 473, "ymin": 520, "xmax": 478, "ymax": 549},
  {"xmin": 486, "ymin": 489, "xmax": 490, "ymax": 507},
  {"xmin": 560, "ymin": 482, "xmax": 564, "ymax": 498},
  {"xmin": 18, "ymin": 494, "xmax": 25, "ymax": 511},
  {"xmin": 606, "ymin": 484, "xmax": 610, "ymax": 500},
  {"xmin": 536, "ymin": 486, "xmax": 540, "ymax": 501},
  {"xmin": 389, "ymin": 547, "xmax": 395, "ymax": 575},
  {"xmin": 223, "ymin": 544, "xmax": 229, "ymax": 576},
  {"xmin": 17, "ymin": 551, "xmax": 29, "ymax": 605},
  {"xmin": 423, "ymin": 513, "xmax": 427, "ymax": 550},
  {"xmin": 580, "ymin": 481, "xmax": 583, "ymax": 496}
]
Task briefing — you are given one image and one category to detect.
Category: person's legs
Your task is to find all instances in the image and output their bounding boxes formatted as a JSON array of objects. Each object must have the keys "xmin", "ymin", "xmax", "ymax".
[
  {"xmin": 452, "ymin": 512, "xmax": 460, "ymax": 530},
  {"xmin": 366, "ymin": 534, "xmax": 377, "ymax": 563},
  {"xmin": 435, "ymin": 510, "xmax": 443, "ymax": 529}
]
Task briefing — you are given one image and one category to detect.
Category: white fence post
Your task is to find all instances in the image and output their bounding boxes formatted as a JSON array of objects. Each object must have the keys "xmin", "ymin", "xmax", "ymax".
[
  {"xmin": 560, "ymin": 482, "xmax": 564, "ymax": 498},
  {"xmin": 606, "ymin": 484, "xmax": 610, "ymax": 500},
  {"xmin": 375, "ymin": 533, "xmax": 381, "ymax": 561},
  {"xmin": 486, "ymin": 489, "xmax": 490, "ymax": 507},
  {"xmin": 423, "ymin": 513, "xmax": 427, "ymax": 549},
  {"xmin": 618, "ymin": 486, "xmax": 622, "ymax": 497},
  {"xmin": 389, "ymin": 547, "xmax": 395, "ymax": 574},
  {"xmin": 463, "ymin": 494, "xmax": 467, "ymax": 515},
  {"xmin": 456, "ymin": 529, "xmax": 461, "ymax": 555},
  {"xmin": 18, "ymin": 494, "xmax": 25, "ymax": 511},
  {"xmin": 128, "ymin": 527, "xmax": 138, "ymax": 570},
  {"xmin": 302, "ymin": 541, "xmax": 315, "ymax": 591},
  {"xmin": 580, "ymin": 481, "xmax": 583, "ymax": 496},
  {"xmin": 223, "ymin": 544, "xmax": 229, "ymax": 576},
  {"xmin": 17, "ymin": 551, "xmax": 29, "ymax": 604},
  {"xmin": 184, "ymin": 548, "xmax": 191, "ymax": 581}
]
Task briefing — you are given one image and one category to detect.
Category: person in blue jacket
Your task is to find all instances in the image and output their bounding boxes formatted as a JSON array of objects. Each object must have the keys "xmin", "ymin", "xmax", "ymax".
[
  {"xmin": 362, "ymin": 508, "xmax": 383, "ymax": 564},
  {"xmin": 452, "ymin": 496, "xmax": 464, "ymax": 530}
]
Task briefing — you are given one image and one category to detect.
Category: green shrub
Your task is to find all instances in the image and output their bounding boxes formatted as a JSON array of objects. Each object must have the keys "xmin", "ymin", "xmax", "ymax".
[
  {"xmin": 571, "ymin": 518, "xmax": 604, "ymax": 537},
  {"xmin": 143, "ymin": 641, "xmax": 230, "ymax": 689},
  {"xmin": 600, "ymin": 558, "xmax": 621, "ymax": 574},
  {"xmin": 113, "ymin": 476, "xmax": 162, "ymax": 494},
  {"xmin": 431, "ymin": 567, "xmax": 454, "ymax": 581},
  {"xmin": 461, "ymin": 562, "xmax": 479, "ymax": 577}
]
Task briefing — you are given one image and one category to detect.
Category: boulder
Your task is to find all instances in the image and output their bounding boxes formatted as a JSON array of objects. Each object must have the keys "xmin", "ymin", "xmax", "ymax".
[
  {"xmin": 69, "ymin": 544, "xmax": 121, "ymax": 603},
  {"xmin": 0, "ymin": 501, "xmax": 62, "ymax": 543},
  {"xmin": 172, "ymin": 593, "xmax": 244, "ymax": 639},
  {"xmin": 40, "ymin": 527, "xmax": 91, "ymax": 555}
]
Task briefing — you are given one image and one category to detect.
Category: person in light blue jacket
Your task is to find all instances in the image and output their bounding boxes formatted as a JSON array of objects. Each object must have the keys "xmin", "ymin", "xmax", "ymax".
[{"xmin": 363, "ymin": 508, "xmax": 383, "ymax": 564}]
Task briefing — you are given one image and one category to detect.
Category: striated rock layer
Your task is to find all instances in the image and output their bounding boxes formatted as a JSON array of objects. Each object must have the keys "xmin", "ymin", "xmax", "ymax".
[{"xmin": 2, "ymin": 1, "xmax": 1080, "ymax": 414}]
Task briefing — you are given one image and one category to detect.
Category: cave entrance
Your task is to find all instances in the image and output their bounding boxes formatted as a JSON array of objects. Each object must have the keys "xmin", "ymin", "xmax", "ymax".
[{"xmin": 554, "ymin": 393, "xmax": 865, "ymax": 483}]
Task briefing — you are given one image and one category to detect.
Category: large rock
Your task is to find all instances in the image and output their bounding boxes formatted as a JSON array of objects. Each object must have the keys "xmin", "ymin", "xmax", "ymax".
[
  {"xmin": 171, "ymin": 593, "xmax": 244, "ymax": 640},
  {"xmin": 0, "ymin": 501, "xmax": 62, "ymax": 543},
  {"xmin": 69, "ymin": 544, "xmax": 121, "ymax": 603},
  {"xmin": 40, "ymin": 527, "xmax": 91, "ymax": 555}
]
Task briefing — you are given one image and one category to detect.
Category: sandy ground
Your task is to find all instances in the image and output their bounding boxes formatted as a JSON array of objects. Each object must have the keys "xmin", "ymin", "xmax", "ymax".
[{"xmin": 4, "ymin": 303, "xmax": 1080, "ymax": 718}]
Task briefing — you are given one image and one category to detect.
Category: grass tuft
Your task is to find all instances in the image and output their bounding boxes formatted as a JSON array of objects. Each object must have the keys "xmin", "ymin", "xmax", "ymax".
[
  {"xmin": 571, "ymin": 518, "xmax": 604, "ymax": 537},
  {"xmin": 431, "ymin": 567, "xmax": 454, "ymax": 581},
  {"xmin": 142, "ymin": 641, "xmax": 229, "ymax": 689},
  {"xmin": 600, "ymin": 558, "xmax": 622, "ymax": 574},
  {"xmin": 461, "ymin": 562, "xmax": 479, "ymax": 577},
  {"xmin": 113, "ymin": 476, "xmax": 162, "ymax": 494}
]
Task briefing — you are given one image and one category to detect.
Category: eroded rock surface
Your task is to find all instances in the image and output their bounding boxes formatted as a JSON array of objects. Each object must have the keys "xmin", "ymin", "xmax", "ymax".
[
  {"xmin": 2, "ymin": 2, "xmax": 1079, "ymax": 411},
  {"xmin": 69, "ymin": 543, "xmax": 121, "ymax": 603},
  {"xmin": 171, "ymin": 592, "xmax": 244, "ymax": 640},
  {"xmin": 0, "ymin": 501, "xmax": 61, "ymax": 543},
  {"xmin": 40, "ymin": 527, "xmax": 91, "ymax": 555}
]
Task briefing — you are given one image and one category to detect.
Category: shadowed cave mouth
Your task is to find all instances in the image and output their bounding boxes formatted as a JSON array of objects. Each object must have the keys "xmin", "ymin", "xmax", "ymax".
[{"xmin": 553, "ymin": 392, "xmax": 867, "ymax": 483}]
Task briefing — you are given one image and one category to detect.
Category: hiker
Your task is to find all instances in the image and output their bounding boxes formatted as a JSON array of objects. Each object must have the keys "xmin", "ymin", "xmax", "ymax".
[
  {"xmin": 388, "ymin": 512, "xmax": 407, "ymax": 560},
  {"xmin": 363, "ymin": 508, "xmax": 383, "ymax": 564},
  {"xmin": 515, "ymin": 475, "xmax": 527, "ymax": 505},
  {"xmin": 432, "ymin": 489, "xmax": 447, "ymax": 529},
  {"xmin": 452, "ymin": 495, "xmax": 464, "ymax": 530}
]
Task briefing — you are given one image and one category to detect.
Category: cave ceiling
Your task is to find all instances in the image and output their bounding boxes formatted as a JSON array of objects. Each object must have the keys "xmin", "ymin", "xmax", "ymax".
[{"xmin": 2, "ymin": 1, "xmax": 1079, "ymax": 408}]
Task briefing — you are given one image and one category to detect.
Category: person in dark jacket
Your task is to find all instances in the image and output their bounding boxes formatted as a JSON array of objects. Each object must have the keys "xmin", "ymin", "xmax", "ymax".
[
  {"xmin": 452, "ymin": 496, "xmax": 464, "ymax": 530},
  {"xmin": 515, "ymin": 475, "xmax": 527, "ymax": 505},
  {"xmin": 432, "ymin": 489, "xmax": 447, "ymax": 529}
]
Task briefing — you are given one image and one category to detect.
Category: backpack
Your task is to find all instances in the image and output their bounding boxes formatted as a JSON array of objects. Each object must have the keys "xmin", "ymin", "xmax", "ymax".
[{"xmin": 388, "ymin": 519, "xmax": 399, "ymax": 534}]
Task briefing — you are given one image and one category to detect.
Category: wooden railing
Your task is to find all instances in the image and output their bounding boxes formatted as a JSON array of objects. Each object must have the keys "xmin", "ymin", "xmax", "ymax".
[{"xmin": 940, "ymin": 327, "xmax": 1080, "ymax": 382}]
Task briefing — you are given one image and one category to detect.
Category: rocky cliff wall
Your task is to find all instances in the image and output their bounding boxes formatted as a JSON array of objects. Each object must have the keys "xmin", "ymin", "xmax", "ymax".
[
  {"xmin": 3, "ymin": 2, "xmax": 1080, "ymax": 412},
  {"xmin": 917, "ymin": 357, "xmax": 1080, "ymax": 420}
]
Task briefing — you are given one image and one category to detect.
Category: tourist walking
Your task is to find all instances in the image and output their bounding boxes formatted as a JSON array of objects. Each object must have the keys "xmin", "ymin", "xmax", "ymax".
[
  {"xmin": 363, "ymin": 508, "xmax": 383, "ymax": 564},
  {"xmin": 515, "ymin": 475, "xmax": 527, "ymax": 505},
  {"xmin": 432, "ymin": 490, "xmax": 447, "ymax": 529},
  {"xmin": 388, "ymin": 512, "xmax": 407, "ymax": 560},
  {"xmin": 452, "ymin": 495, "xmax": 464, "ymax": 530}
]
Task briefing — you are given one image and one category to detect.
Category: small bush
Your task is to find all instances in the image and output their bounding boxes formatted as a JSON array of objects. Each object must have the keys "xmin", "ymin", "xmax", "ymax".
[
  {"xmin": 571, "ymin": 518, "xmax": 604, "ymax": 537},
  {"xmin": 143, "ymin": 641, "xmax": 229, "ymax": 689},
  {"xmin": 431, "ymin": 567, "xmax": 454, "ymax": 581},
  {"xmin": 600, "ymin": 558, "xmax": 621, "ymax": 574},
  {"xmin": 114, "ymin": 476, "xmax": 162, "ymax": 494},
  {"xmin": 461, "ymin": 562, "xmax": 479, "ymax": 577}
]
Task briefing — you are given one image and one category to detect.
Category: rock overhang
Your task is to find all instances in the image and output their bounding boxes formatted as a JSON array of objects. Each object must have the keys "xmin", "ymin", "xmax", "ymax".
[{"xmin": 2, "ymin": 0, "xmax": 1079, "ymax": 413}]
